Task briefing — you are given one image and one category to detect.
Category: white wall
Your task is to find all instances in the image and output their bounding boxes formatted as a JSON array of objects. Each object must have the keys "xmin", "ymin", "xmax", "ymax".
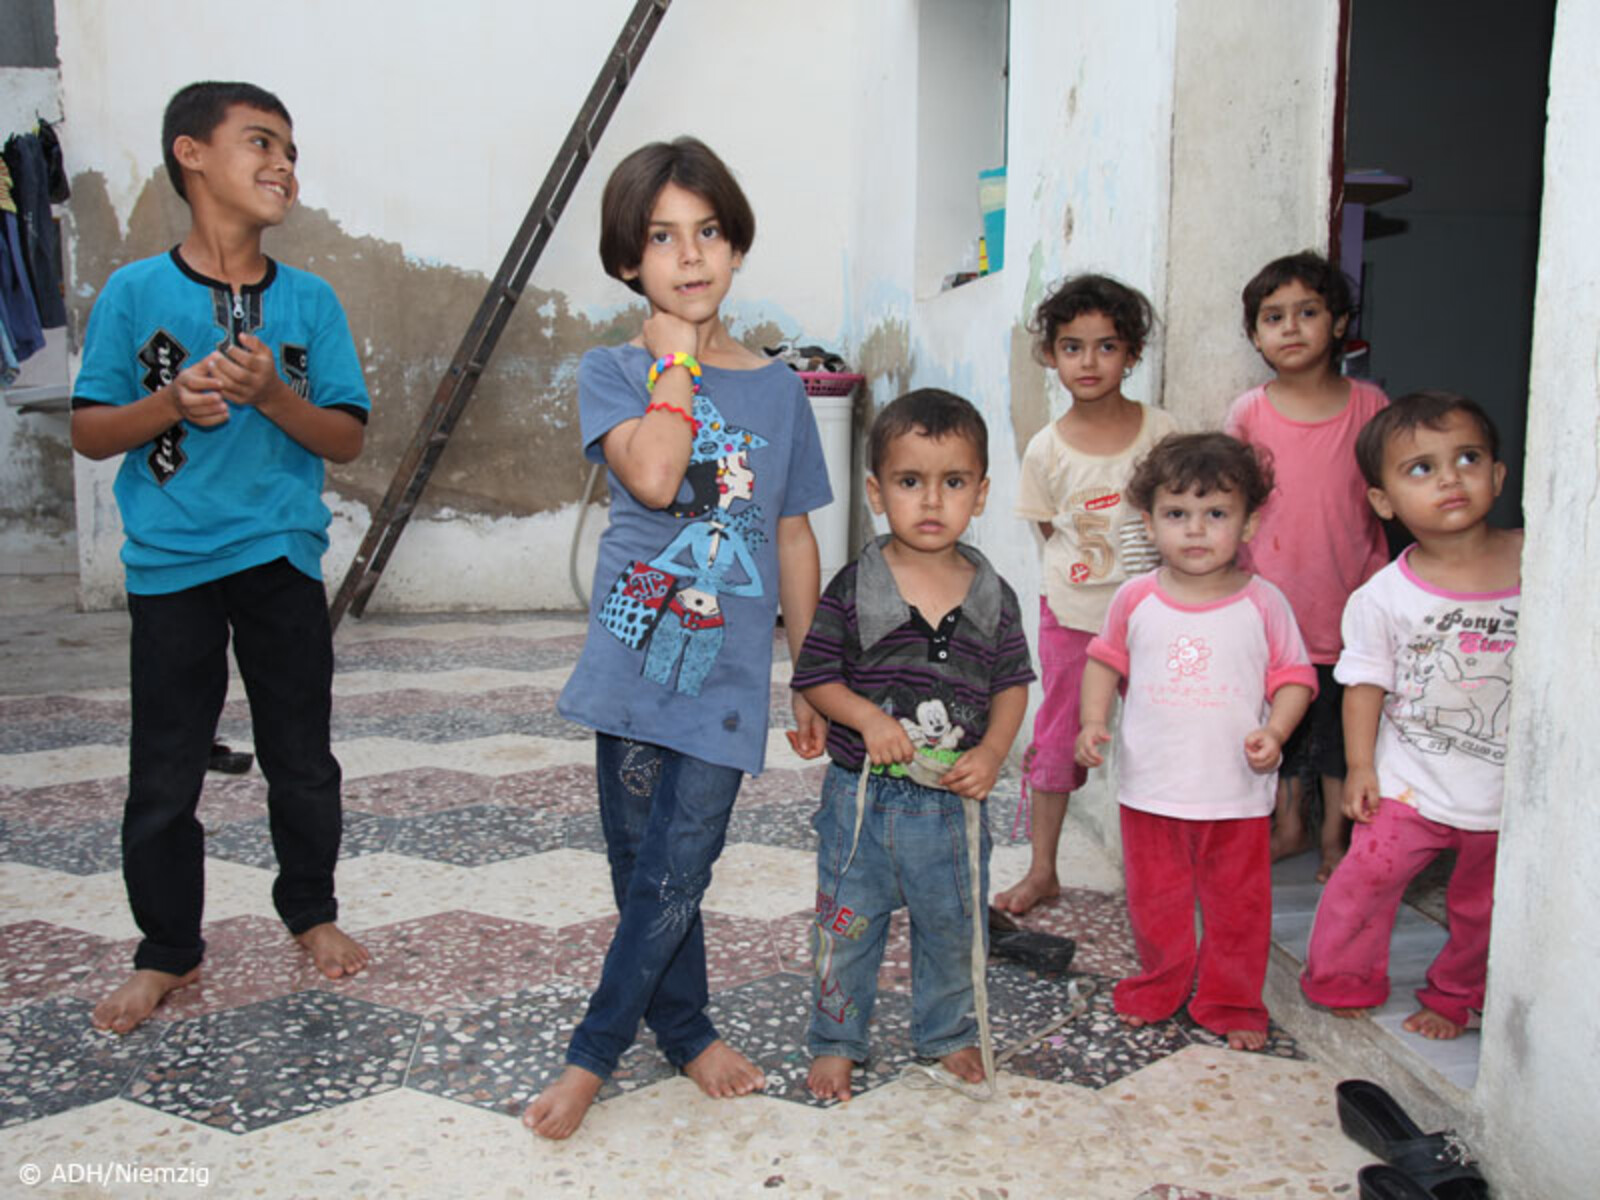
[
  {"xmin": 1473, "ymin": 1, "xmax": 1600, "ymax": 1193},
  {"xmin": 1163, "ymin": 0, "xmax": 1341, "ymax": 427}
]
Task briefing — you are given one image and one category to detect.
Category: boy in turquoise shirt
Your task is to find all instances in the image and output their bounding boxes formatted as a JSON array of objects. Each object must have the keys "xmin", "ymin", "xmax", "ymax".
[{"xmin": 72, "ymin": 81, "xmax": 370, "ymax": 1032}]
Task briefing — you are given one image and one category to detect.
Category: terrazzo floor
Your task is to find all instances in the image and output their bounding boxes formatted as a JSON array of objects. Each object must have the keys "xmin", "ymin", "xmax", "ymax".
[{"xmin": 0, "ymin": 581, "xmax": 1382, "ymax": 1197}]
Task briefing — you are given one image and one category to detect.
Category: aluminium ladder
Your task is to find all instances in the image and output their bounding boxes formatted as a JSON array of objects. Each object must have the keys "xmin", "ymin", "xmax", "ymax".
[{"xmin": 329, "ymin": 0, "xmax": 672, "ymax": 628}]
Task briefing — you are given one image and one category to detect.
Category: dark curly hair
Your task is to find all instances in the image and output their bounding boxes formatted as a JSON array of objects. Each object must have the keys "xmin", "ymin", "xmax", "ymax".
[
  {"xmin": 1030, "ymin": 274, "xmax": 1154, "ymax": 364},
  {"xmin": 1127, "ymin": 432, "xmax": 1274, "ymax": 515}
]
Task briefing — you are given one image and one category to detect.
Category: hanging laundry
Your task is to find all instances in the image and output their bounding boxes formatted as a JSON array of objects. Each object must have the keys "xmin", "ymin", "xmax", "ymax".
[
  {"xmin": 37, "ymin": 117, "xmax": 70, "ymax": 203},
  {"xmin": 3, "ymin": 131, "xmax": 66, "ymax": 328},
  {"xmin": 0, "ymin": 204, "xmax": 45, "ymax": 364},
  {"xmin": 0, "ymin": 302, "xmax": 21, "ymax": 386}
]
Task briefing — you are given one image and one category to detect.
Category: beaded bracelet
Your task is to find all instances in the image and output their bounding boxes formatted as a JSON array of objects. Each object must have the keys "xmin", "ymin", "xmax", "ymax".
[
  {"xmin": 646, "ymin": 351, "xmax": 703, "ymax": 394},
  {"xmin": 645, "ymin": 399, "xmax": 698, "ymax": 431}
]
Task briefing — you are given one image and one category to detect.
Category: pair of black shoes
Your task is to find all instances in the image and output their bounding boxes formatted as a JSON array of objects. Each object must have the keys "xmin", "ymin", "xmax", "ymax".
[{"xmin": 1339, "ymin": 1079, "xmax": 1489, "ymax": 1199}]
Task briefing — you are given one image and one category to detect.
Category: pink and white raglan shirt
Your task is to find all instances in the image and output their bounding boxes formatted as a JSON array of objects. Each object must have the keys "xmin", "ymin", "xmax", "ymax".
[
  {"xmin": 1089, "ymin": 574, "xmax": 1318, "ymax": 819},
  {"xmin": 1334, "ymin": 548, "xmax": 1518, "ymax": 831}
]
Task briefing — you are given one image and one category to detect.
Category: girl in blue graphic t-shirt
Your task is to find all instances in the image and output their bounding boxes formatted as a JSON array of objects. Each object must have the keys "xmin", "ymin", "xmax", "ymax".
[{"xmin": 524, "ymin": 138, "xmax": 832, "ymax": 1139}]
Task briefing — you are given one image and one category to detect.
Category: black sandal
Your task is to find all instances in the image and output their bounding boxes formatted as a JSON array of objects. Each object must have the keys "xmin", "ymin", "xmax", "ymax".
[
  {"xmin": 1359, "ymin": 1164, "xmax": 1437, "ymax": 1200},
  {"xmin": 1337, "ymin": 1079, "xmax": 1490, "ymax": 1198},
  {"xmin": 987, "ymin": 907, "xmax": 1076, "ymax": 973}
]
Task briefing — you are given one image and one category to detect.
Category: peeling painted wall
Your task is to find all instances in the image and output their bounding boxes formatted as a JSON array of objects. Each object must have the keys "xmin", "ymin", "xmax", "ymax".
[
  {"xmin": 55, "ymin": 0, "xmax": 864, "ymax": 610},
  {"xmin": 1163, "ymin": 0, "xmax": 1339, "ymax": 428},
  {"xmin": 1473, "ymin": 3, "xmax": 1600, "ymax": 1193}
]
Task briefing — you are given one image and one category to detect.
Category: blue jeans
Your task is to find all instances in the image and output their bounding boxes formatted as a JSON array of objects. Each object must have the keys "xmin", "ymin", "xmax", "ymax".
[
  {"xmin": 807, "ymin": 764, "xmax": 990, "ymax": 1062},
  {"xmin": 566, "ymin": 734, "xmax": 744, "ymax": 1079}
]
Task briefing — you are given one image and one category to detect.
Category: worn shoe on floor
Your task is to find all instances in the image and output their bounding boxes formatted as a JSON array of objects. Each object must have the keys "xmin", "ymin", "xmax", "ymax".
[{"xmin": 1337, "ymin": 1080, "xmax": 1489, "ymax": 1198}]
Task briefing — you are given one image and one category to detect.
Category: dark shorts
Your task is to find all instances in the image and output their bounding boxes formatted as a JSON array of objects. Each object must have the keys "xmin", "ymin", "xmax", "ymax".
[{"xmin": 1282, "ymin": 663, "xmax": 1345, "ymax": 780}]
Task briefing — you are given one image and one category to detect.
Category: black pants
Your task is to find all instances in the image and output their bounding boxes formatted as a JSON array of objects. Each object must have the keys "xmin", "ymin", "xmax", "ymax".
[{"xmin": 125, "ymin": 558, "xmax": 342, "ymax": 973}]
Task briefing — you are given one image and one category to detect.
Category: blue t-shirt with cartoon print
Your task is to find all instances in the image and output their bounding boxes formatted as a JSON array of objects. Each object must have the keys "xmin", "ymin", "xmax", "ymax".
[
  {"xmin": 72, "ymin": 249, "xmax": 369, "ymax": 595},
  {"xmin": 558, "ymin": 343, "xmax": 833, "ymax": 775}
]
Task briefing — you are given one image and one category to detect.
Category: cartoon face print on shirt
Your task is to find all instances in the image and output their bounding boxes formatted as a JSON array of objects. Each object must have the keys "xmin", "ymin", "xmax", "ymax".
[{"xmin": 595, "ymin": 386, "xmax": 772, "ymax": 696}]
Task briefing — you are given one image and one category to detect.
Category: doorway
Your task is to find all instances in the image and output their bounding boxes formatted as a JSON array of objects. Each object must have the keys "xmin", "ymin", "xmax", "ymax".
[{"xmin": 1340, "ymin": 0, "xmax": 1556, "ymax": 527}]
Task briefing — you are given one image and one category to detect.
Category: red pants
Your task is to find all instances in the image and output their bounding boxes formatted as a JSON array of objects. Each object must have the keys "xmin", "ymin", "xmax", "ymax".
[
  {"xmin": 1115, "ymin": 807, "xmax": 1271, "ymax": 1035},
  {"xmin": 1300, "ymin": 799, "xmax": 1497, "ymax": 1026}
]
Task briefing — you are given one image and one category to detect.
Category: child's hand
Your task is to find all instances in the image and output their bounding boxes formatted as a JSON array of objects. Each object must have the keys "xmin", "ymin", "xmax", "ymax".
[
  {"xmin": 1074, "ymin": 722, "xmax": 1111, "ymax": 768},
  {"xmin": 786, "ymin": 693, "xmax": 829, "ymax": 759},
  {"xmin": 210, "ymin": 333, "xmax": 282, "ymax": 410},
  {"xmin": 640, "ymin": 307, "xmax": 699, "ymax": 361},
  {"xmin": 942, "ymin": 744, "xmax": 1000, "ymax": 800},
  {"xmin": 862, "ymin": 710, "xmax": 915, "ymax": 767},
  {"xmin": 1342, "ymin": 766, "xmax": 1383, "ymax": 823},
  {"xmin": 171, "ymin": 360, "xmax": 231, "ymax": 427},
  {"xmin": 1243, "ymin": 727, "xmax": 1284, "ymax": 773}
]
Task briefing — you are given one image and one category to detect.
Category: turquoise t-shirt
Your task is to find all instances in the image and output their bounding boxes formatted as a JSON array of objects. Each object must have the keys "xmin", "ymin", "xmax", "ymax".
[
  {"xmin": 72, "ymin": 249, "xmax": 369, "ymax": 595},
  {"xmin": 558, "ymin": 344, "xmax": 833, "ymax": 775}
]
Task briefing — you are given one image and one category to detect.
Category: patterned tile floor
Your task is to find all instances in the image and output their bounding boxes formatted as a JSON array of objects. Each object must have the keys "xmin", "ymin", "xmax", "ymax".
[{"xmin": 0, "ymin": 584, "xmax": 1377, "ymax": 1197}]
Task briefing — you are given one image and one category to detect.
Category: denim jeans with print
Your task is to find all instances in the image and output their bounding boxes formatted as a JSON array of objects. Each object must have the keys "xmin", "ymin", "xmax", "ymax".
[
  {"xmin": 565, "ymin": 733, "xmax": 743, "ymax": 1079},
  {"xmin": 807, "ymin": 763, "xmax": 990, "ymax": 1063}
]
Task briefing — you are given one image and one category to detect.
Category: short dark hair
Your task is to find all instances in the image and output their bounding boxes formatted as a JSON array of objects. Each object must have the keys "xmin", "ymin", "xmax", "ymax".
[
  {"xmin": 163, "ymin": 81, "xmax": 292, "ymax": 202},
  {"xmin": 1241, "ymin": 251, "xmax": 1355, "ymax": 356},
  {"xmin": 1354, "ymin": 390, "xmax": 1502, "ymax": 488},
  {"xmin": 1031, "ymin": 274, "xmax": 1155, "ymax": 363},
  {"xmin": 599, "ymin": 137, "xmax": 755, "ymax": 295},
  {"xmin": 1127, "ymin": 432, "xmax": 1274, "ymax": 515},
  {"xmin": 869, "ymin": 389, "xmax": 989, "ymax": 478}
]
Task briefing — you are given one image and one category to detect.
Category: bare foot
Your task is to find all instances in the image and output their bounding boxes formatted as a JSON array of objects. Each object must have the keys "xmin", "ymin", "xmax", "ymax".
[
  {"xmin": 993, "ymin": 870, "xmax": 1060, "ymax": 915},
  {"xmin": 91, "ymin": 967, "xmax": 200, "ymax": 1034},
  {"xmin": 1315, "ymin": 850, "xmax": 1345, "ymax": 884},
  {"xmin": 1227, "ymin": 1028, "xmax": 1268, "ymax": 1051},
  {"xmin": 1403, "ymin": 1007, "xmax": 1464, "ymax": 1040},
  {"xmin": 1269, "ymin": 825, "xmax": 1311, "ymax": 861},
  {"xmin": 806, "ymin": 1055, "xmax": 855, "ymax": 1102},
  {"xmin": 1118, "ymin": 1012, "xmax": 1147, "ymax": 1029},
  {"xmin": 682, "ymin": 1039, "xmax": 765, "ymax": 1098},
  {"xmin": 523, "ymin": 1065, "xmax": 604, "ymax": 1139},
  {"xmin": 296, "ymin": 923, "xmax": 370, "ymax": 979},
  {"xmin": 940, "ymin": 1045, "xmax": 986, "ymax": 1084},
  {"xmin": 1331, "ymin": 1006, "xmax": 1372, "ymax": 1019}
]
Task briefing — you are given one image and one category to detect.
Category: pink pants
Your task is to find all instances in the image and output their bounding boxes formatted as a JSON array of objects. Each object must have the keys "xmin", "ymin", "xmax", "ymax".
[
  {"xmin": 1023, "ymin": 600, "xmax": 1091, "ymax": 795},
  {"xmin": 1115, "ymin": 806, "xmax": 1272, "ymax": 1035},
  {"xmin": 1300, "ymin": 799, "xmax": 1498, "ymax": 1026}
]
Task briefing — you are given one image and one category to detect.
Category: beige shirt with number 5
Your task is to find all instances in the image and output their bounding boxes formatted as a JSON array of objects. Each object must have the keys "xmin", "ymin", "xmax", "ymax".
[{"xmin": 1017, "ymin": 405, "xmax": 1179, "ymax": 632}]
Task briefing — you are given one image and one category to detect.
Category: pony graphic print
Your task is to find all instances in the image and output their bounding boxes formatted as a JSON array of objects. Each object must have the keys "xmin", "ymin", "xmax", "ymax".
[
  {"xmin": 1389, "ymin": 603, "xmax": 1516, "ymax": 765},
  {"xmin": 595, "ymin": 388, "xmax": 770, "ymax": 697}
]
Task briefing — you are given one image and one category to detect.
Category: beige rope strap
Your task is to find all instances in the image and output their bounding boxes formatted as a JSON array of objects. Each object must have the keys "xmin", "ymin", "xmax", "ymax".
[{"xmin": 846, "ymin": 758, "xmax": 1095, "ymax": 1102}]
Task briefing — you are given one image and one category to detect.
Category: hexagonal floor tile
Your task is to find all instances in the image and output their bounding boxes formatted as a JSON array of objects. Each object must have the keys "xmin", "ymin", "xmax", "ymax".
[
  {"xmin": 387, "ymin": 803, "xmax": 566, "ymax": 867},
  {"xmin": 489, "ymin": 763, "xmax": 599, "ymax": 815},
  {"xmin": 70, "ymin": 916, "xmax": 315, "ymax": 1024},
  {"xmin": 341, "ymin": 767, "xmax": 494, "ymax": 817},
  {"xmin": 553, "ymin": 910, "xmax": 784, "ymax": 994},
  {"xmin": 128, "ymin": 990, "xmax": 420, "ymax": 1133},
  {"xmin": 0, "ymin": 921, "xmax": 116, "ymax": 1010},
  {"xmin": 0, "ymin": 996, "xmax": 163, "ymax": 1128},
  {"xmin": 326, "ymin": 910, "xmax": 555, "ymax": 1014},
  {"xmin": 703, "ymin": 972, "xmax": 917, "ymax": 1108},
  {"xmin": 205, "ymin": 810, "xmax": 396, "ymax": 869},
  {"xmin": 1014, "ymin": 886, "xmax": 1141, "ymax": 978},
  {"xmin": 406, "ymin": 979, "xmax": 672, "ymax": 1119}
]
